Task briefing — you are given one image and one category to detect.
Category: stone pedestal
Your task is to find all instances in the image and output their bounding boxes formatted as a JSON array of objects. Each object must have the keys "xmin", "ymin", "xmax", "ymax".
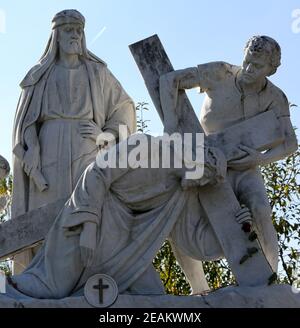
[{"xmin": 0, "ymin": 284, "xmax": 299, "ymax": 308}]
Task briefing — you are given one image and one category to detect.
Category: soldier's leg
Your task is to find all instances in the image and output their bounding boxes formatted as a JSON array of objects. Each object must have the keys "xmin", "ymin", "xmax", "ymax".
[
  {"xmin": 234, "ymin": 168, "xmax": 278, "ymax": 272},
  {"xmin": 169, "ymin": 240, "xmax": 210, "ymax": 294},
  {"xmin": 169, "ymin": 193, "xmax": 224, "ymax": 293}
]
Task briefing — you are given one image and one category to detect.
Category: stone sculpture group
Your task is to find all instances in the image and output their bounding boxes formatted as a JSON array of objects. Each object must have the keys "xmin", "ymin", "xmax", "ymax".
[{"xmin": 0, "ymin": 9, "xmax": 299, "ymax": 308}]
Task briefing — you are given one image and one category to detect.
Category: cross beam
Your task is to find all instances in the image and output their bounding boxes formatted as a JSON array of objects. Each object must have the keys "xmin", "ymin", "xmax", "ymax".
[{"xmin": 0, "ymin": 199, "xmax": 66, "ymax": 260}]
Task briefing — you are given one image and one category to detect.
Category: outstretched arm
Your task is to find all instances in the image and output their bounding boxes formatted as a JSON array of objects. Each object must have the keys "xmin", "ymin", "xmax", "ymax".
[
  {"xmin": 159, "ymin": 68, "xmax": 199, "ymax": 134},
  {"xmin": 162, "ymin": 67, "xmax": 200, "ymax": 90},
  {"xmin": 159, "ymin": 62, "xmax": 227, "ymax": 134},
  {"xmin": 162, "ymin": 61, "xmax": 231, "ymax": 92}
]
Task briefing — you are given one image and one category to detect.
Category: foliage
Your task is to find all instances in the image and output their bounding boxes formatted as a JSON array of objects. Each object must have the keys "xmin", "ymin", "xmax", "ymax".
[
  {"xmin": 263, "ymin": 147, "xmax": 300, "ymax": 286},
  {"xmin": 0, "ymin": 175, "xmax": 12, "ymax": 223},
  {"xmin": 0, "ymin": 260, "xmax": 11, "ymax": 275},
  {"xmin": 136, "ymin": 102, "xmax": 150, "ymax": 133},
  {"xmin": 153, "ymin": 241, "xmax": 191, "ymax": 295},
  {"xmin": 0, "ymin": 175, "xmax": 12, "ymax": 275},
  {"xmin": 0, "ymin": 175, "xmax": 12, "ymax": 197}
]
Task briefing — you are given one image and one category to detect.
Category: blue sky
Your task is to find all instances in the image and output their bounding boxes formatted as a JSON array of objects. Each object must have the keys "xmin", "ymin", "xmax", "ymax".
[{"xmin": 0, "ymin": 0, "xmax": 299, "ymax": 163}]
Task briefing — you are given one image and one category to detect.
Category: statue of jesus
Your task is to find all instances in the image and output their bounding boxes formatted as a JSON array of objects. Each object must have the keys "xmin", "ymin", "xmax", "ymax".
[{"xmin": 11, "ymin": 10, "xmax": 136, "ymax": 273}]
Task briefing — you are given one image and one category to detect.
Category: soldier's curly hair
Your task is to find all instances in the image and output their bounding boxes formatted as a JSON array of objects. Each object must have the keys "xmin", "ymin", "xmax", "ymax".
[{"xmin": 244, "ymin": 35, "xmax": 281, "ymax": 76}]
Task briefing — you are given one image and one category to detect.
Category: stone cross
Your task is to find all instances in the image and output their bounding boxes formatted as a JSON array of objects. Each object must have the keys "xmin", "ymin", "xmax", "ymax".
[
  {"xmin": 93, "ymin": 278, "xmax": 109, "ymax": 304},
  {"xmin": 84, "ymin": 274, "xmax": 119, "ymax": 308},
  {"xmin": 129, "ymin": 35, "xmax": 277, "ymax": 286}
]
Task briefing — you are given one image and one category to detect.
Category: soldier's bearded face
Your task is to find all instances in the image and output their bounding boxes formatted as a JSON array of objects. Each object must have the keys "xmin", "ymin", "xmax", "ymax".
[
  {"xmin": 58, "ymin": 23, "xmax": 83, "ymax": 55},
  {"xmin": 241, "ymin": 51, "xmax": 272, "ymax": 84}
]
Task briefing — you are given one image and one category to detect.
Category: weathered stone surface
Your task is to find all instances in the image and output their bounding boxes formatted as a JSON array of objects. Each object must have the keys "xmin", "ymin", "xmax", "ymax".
[
  {"xmin": 0, "ymin": 284, "xmax": 299, "ymax": 308},
  {"xmin": 84, "ymin": 274, "xmax": 119, "ymax": 308},
  {"xmin": 0, "ymin": 199, "xmax": 66, "ymax": 260},
  {"xmin": 129, "ymin": 35, "xmax": 275, "ymax": 287},
  {"xmin": 210, "ymin": 110, "xmax": 284, "ymax": 161},
  {"xmin": 129, "ymin": 34, "xmax": 203, "ymax": 135},
  {"xmin": 155, "ymin": 35, "xmax": 297, "ymax": 281},
  {"xmin": 1, "ymin": 31, "xmax": 297, "ymax": 307},
  {"xmin": 11, "ymin": 9, "xmax": 136, "ymax": 273}
]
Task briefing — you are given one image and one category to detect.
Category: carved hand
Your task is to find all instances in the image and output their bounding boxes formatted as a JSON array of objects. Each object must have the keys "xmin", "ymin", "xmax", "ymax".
[
  {"xmin": 23, "ymin": 146, "xmax": 40, "ymax": 176},
  {"xmin": 228, "ymin": 145, "xmax": 263, "ymax": 171},
  {"xmin": 80, "ymin": 121, "xmax": 103, "ymax": 143},
  {"xmin": 79, "ymin": 221, "xmax": 97, "ymax": 267},
  {"xmin": 96, "ymin": 132, "xmax": 116, "ymax": 149},
  {"xmin": 235, "ymin": 206, "xmax": 252, "ymax": 224}
]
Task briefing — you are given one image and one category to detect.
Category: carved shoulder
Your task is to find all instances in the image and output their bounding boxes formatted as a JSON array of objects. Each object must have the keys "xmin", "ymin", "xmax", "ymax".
[
  {"xmin": 197, "ymin": 61, "xmax": 237, "ymax": 91},
  {"xmin": 267, "ymin": 80, "xmax": 290, "ymax": 117}
]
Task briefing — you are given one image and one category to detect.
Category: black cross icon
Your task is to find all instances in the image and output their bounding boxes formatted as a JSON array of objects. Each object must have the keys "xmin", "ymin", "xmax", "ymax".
[{"xmin": 93, "ymin": 278, "xmax": 109, "ymax": 304}]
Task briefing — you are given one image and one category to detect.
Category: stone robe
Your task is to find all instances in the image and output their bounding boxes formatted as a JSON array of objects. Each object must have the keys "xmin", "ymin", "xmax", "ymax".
[
  {"xmin": 11, "ymin": 58, "xmax": 136, "ymax": 274},
  {"xmin": 12, "ymin": 59, "xmax": 136, "ymax": 218},
  {"xmin": 28, "ymin": 63, "xmax": 96, "ymax": 209}
]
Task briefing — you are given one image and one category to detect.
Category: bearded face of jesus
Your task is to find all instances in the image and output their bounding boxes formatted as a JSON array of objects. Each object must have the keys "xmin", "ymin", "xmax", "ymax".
[{"xmin": 57, "ymin": 23, "xmax": 83, "ymax": 56}]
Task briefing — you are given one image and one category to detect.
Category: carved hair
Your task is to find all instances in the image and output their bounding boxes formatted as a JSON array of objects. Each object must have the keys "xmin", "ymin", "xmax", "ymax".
[
  {"xmin": 244, "ymin": 35, "xmax": 281, "ymax": 75},
  {"xmin": 20, "ymin": 10, "xmax": 106, "ymax": 88}
]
